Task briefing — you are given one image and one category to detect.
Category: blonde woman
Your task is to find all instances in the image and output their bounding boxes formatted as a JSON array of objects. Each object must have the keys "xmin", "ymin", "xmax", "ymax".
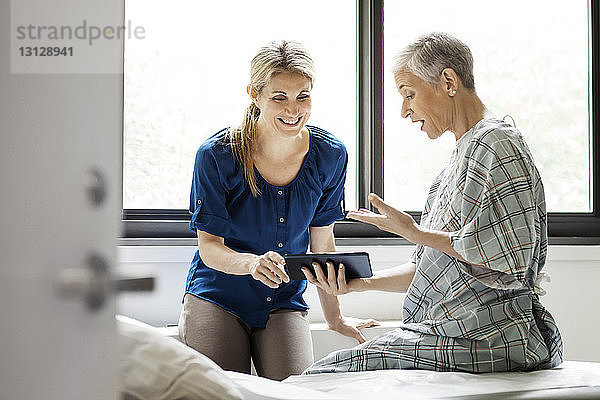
[{"xmin": 178, "ymin": 40, "xmax": 377, "ymax": 380}]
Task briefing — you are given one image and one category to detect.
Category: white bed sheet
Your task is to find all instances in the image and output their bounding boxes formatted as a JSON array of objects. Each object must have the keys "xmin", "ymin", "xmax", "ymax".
[{"xmin": 224, "ymin": 361, "xmax": 600, "ymax": 400}]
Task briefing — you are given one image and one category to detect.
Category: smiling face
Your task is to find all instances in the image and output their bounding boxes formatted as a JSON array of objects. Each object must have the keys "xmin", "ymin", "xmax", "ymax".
[
  {"xmin": 394, "ymin": 70, "xmax": 452, "ymax": 140},
  {"xmin": 254, "ymin": 71, "xmax": 312, "ymax": 138}
]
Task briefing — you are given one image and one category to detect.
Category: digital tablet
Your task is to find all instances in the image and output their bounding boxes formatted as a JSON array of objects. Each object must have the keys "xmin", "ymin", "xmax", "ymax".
[{"xmin": 284, "ymin": 252, "xmax": 373, "ymax": 281}]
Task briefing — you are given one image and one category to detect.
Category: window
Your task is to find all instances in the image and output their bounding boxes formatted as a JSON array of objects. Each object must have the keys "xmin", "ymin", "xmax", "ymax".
[
  {"xmin": 124, "ymin": 0, "xmax": 357, "ymax": 211},
  {"xmin": 384, "ymin": 0, "xmax": 591, "ymax": 213},
  {"xmin": 123, "ymin": 0, "xmax": 600, "ymax": 239}
]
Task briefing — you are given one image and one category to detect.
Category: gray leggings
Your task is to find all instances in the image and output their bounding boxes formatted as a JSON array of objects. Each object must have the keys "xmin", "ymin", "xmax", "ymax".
[{"xmin": 178, "ymin": 294, "xmax": 314, "ymax": 381}]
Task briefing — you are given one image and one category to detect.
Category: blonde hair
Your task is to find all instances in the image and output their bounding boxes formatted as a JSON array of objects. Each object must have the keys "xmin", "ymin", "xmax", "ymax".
[{"xmin": 227, "ymin": 40, "xmax": 315, "ymax": 196}]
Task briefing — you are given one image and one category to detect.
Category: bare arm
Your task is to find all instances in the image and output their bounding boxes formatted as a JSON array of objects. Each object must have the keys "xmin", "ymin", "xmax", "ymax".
[
  {"xmin": 349, "ymin": 262, "xmax": 417, "ymax": 293},
  {"xmin": 308, "ymin": 224, "xmax": 343, "ymax": 326},
  {"xmin": 197, "ymin": 230, "xmax": 289, "ymax": 288},
  {"xmin": 417, "ymin": 229, "xmax": 467, "ymax": 263},
  {"xmin": 197, "ymin": 230, "xmax": 256, "ymax": 274},
  {"xmin": 348, "ymin": 194, "xmax": 472, "ymax": 265},
  {"xmin": 308, "ymin": 224, "xmax": 379, "ymax": 343},
  {"xmin": 304, "ymin": 256, "xmax": 416, "ymax": 295}
]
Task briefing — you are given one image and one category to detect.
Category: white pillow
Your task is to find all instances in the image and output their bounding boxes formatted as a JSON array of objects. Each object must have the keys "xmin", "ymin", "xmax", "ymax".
[{"xmin": 117, "ymin": 315, "xmax": 243, "ymax": 400}]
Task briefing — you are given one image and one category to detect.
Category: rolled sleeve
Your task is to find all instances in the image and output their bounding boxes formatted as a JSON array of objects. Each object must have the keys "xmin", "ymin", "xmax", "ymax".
[
  {"xmin": 310, "ymin": 145, "xmax": 347, "ymax": 227},
  {"xmin": 189, "ymin": 146, "xmax": 231, "ymax": 238}
]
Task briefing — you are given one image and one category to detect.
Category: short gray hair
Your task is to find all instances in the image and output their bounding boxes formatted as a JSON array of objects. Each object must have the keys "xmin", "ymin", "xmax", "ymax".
[{"xmin": 392, "ymin": 32, "xmax": 475, "ymax": 91}]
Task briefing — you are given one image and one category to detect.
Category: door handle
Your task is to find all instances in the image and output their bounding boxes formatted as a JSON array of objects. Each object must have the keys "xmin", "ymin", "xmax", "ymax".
[
  {"xmin": 114, "ymin": 276, "xmax": 155, "ymax": 293},
  {"xmin": 57, "ymin": 253, "xmax": 154, "ymax": 311}
]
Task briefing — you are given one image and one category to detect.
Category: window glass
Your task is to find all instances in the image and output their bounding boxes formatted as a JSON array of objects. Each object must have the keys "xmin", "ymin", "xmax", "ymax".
[
  {"xmin": 124, "ymin": 0, "xmax": 357, "ymax": 210},
  {"xmin": 384, "ymin": 0, "xmax": 591, "ymax": 212}
]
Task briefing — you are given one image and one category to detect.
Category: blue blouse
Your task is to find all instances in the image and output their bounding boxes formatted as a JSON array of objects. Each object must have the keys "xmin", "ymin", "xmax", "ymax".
[{"xmin": 185, "ymin": 125, "xmax": 347, "ymax": 328}]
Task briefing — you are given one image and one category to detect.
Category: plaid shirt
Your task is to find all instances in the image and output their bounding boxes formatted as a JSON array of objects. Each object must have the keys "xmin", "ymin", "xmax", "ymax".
[{"xmin": 306, "ymin": 118, "xmax": 563, "ymax": 374}]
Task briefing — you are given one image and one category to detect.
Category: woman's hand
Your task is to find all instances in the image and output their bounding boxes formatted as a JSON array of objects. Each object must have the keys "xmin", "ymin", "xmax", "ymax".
[
  {"xmin": 302, "ymin": 260, "xmax": 367, "ymax": 295},
  {"xmin": 248, "ymin": 251, "xmax": 290, "ymax": 288},
  {"xmin": 328, "ymin": 316, "xmax": 380, "ymax": 344},
  {"xmin": 348, "ymin": 193, "xmax": 421, "ymax": 243},
  {"xmin": 302, "ymin": 261, "xmax": 351, "ymax": 295},
  {"xmin": 303, "ymin": 261, "xmax": 380, "ymax": 343}
]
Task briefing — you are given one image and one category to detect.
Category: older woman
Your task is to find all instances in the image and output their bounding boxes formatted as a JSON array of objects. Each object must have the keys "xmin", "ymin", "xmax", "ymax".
[{"xmin": 303, "ymin": 32, "xmax": 563, "ymax": 373}]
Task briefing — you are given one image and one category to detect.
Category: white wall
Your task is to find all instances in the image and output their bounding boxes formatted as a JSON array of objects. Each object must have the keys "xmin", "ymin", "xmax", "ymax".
[{"xmin": 117, "ymin": 244, "xmax": 600, "ymax": 362}]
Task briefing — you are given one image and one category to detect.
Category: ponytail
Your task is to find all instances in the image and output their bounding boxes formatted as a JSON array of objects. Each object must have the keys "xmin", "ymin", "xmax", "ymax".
[{"xmin": 228, "ymin": 101, "xmax": 261, "ymax": 196}]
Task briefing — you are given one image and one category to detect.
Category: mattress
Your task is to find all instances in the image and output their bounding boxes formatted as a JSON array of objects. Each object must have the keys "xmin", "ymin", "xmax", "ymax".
[{"xmin": 224, "ymin": 361, "xmax": 600, "ymax": 400}]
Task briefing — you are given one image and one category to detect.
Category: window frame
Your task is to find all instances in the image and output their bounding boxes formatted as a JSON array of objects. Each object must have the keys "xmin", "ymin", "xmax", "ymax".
[{"xmin": 122, "ymin": 0, "xmax": 600, "ymax": 243}]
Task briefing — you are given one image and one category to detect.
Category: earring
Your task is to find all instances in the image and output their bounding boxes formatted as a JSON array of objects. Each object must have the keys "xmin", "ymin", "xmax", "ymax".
[{"xmin": 451, "ymin": 90, "xmax": 457, "ymax": 96}]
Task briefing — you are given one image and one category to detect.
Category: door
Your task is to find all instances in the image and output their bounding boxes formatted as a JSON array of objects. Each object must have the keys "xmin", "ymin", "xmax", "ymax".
[{"xmin": 0, "ymin": 0, "xmax": 124, "ymax": 398}]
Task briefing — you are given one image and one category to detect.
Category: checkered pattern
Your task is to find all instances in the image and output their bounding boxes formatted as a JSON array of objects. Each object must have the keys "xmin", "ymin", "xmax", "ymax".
[{"xmin": 306, "ymin": 118, "xmax": 563, "ymax": 374}]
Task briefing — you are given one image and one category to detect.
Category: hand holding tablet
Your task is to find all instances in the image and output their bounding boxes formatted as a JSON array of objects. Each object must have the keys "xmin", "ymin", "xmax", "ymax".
[
  {"xmin": 284, "ymin": 252, "xmax": 372, "ymax": 296},
  {"xmin": 284, "ymin": 252, "xmax": 373, "ymax": 280}
]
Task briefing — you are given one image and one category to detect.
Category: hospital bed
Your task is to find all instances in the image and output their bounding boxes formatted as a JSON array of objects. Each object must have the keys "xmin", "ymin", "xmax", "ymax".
[
  {"xmin": 228, "ymin": 362, "xmax": 600, "ymax": 400},
  {"xmin": 117, "ymin": 315, "xmax": 600, "ymax": 399}
]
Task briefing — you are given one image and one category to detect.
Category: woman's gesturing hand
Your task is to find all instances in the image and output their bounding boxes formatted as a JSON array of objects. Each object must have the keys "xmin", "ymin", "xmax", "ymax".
[
  {"xmin": 347, "ymin": 193, "xmax": 421, "ymax": 243},
  {"xmin": 248, "ymin": 251, "xmax": 290, "ymax": 288}
]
